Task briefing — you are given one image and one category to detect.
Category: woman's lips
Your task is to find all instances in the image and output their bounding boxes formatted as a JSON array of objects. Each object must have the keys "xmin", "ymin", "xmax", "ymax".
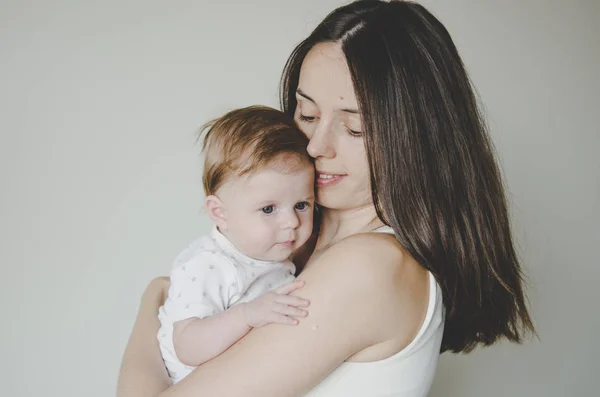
[{"xmin": 316, "ymin": 172, "xmax": 346, "ymax": 187}]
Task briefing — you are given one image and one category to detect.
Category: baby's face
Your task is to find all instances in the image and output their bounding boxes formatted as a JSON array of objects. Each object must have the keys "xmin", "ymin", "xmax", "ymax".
[{"xmin": 217, "ymin": 161, "xmax": 315, "ymax": 262}]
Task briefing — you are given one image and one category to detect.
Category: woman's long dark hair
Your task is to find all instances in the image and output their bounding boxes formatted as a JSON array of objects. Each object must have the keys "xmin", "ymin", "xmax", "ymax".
[{"xmin": 281, "ymin": 0, "xmax": 535, "ymax": 353}]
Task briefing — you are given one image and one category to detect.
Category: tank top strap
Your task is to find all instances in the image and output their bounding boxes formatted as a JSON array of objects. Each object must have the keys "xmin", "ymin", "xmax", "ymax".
[{"xmin": 372, "ymin": 225, "xmax": 395, "ymax": 235}]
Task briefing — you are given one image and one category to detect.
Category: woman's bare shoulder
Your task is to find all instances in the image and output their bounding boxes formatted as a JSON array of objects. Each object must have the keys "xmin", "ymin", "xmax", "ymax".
[
  {"xmin": 298, "ymin": 233, "xmax": 403, "ymax": 304},
  {"xmin": 304, "ymin": 231, "xmax": 408, "ymax": 279},
  {"xmin": 298, "ymin": 232, "xmax": 429, "ymax": 347},
  {"xmin": 331, "ymin": 231, "xmax": 428, "ymax": 292}
]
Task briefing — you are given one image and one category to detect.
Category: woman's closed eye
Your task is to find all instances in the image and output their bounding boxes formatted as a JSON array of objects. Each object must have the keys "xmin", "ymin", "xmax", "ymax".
[
  {"xmin": 298, "ymin": 114, "xmax": 362, "ymax": 138},
  {"xmin": 345, "ymin": 127, "xmax": 362, "ymax": 138},
  {"xmin": 298, "ymin": 114, "xmax": 317, "ymax": 123}
]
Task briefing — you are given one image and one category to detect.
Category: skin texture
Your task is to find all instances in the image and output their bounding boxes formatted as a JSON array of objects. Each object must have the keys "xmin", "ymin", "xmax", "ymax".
[{"xmin": 116, "ymin": 43, "xmax": 430, "ymax": 397}]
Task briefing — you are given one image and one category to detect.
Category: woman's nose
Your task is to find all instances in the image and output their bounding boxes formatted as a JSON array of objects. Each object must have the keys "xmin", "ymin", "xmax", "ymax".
[{"xmin": 306, "ymin": 120, "xmax": 335, "ymax": 159}]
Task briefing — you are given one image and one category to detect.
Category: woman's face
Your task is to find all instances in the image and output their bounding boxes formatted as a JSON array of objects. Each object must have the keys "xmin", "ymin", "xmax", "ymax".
[{"xmin": 294, "ymin": 42, "xmax": 372, "ymax": 211}]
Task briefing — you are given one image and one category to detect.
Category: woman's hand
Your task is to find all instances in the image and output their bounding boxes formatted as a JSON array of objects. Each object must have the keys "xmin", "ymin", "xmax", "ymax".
[{"xmin": 117, "ymin": 277, "xmax": 171, "ymax": 397}]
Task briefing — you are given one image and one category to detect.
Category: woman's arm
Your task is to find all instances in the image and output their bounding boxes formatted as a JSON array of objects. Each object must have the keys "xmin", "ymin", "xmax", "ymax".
[
  {"xmin": 173, "ymin": 281, "xmax": 308, "ymax": 366},
  {"xmin": 159, "ymin": 233, "xmax": 410, "ymax": 397},
  {"xmin": 117, "ymin": 277, "xmax": 171, "ymax": 397}
]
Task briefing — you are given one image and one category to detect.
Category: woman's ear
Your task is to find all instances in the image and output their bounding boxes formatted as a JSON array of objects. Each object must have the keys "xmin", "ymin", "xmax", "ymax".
[{"xmin": 205, "ymin": 195, "xmax": 228, "ymax": 231}]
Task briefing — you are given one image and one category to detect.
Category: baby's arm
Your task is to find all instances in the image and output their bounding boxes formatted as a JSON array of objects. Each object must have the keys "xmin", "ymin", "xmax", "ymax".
[
  {"xmin": 173, "ymin": 280, "xmax": 309, "ymax": 366},
  {"xmin": 172, "ymin": 303, "xmax": 249, "ymax": 367}
]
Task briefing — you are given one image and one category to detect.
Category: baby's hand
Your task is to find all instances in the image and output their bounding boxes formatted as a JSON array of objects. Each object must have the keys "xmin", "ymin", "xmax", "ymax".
[{"xmin": 241, "ymin": 280, "xmax": 310, "ymax": 328}]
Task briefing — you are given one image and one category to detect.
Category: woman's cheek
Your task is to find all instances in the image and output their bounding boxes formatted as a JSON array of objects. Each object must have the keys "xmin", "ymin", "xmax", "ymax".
[{"xmin": 297, "ymin": 122, "xmax": 313, "ymax": 139}]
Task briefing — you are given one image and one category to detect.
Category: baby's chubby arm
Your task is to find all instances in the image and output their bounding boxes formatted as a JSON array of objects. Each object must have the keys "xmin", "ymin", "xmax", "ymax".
[{"xmin": 173, "ymin": 280, "xmax": 310, "ymax": 366}]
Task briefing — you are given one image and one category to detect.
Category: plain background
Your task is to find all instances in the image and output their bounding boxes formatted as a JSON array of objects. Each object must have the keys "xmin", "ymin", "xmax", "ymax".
[{"xmin": 1, "ymin": 0, "xmax": 598, "ymax": 396}]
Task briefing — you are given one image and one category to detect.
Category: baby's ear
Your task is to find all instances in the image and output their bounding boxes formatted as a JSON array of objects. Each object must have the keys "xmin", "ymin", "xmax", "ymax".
[{"xmin": 205, "ymin": 195, "xmax": 228, "ymax": 231}]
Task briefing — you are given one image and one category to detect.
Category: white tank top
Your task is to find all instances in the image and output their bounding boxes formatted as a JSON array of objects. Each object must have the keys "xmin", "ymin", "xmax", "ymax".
[{"xmin": 303, "ymin": 226, "xmax": 445, "ymax": 397}]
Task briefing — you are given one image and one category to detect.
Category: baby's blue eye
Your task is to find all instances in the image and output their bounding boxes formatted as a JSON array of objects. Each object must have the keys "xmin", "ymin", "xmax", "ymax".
[
  {"xmin": 295, "ymin": 202, "xmax": 310, "ymax": 211},
  {"xmin": 262, "ymin": 205, "xmax": 275, "ymax": 214}
]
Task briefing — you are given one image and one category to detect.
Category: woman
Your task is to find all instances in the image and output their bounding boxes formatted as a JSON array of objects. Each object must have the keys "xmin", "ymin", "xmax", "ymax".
[{"xmin": 117, "ymin": 1, "xmax": 534, "ymax": 396}]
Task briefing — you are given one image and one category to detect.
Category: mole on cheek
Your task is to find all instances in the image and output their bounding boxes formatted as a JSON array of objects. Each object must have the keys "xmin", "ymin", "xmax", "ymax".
[{"xmin": 339, "ymin": 96, "xmax": 344, "ymax": 100}]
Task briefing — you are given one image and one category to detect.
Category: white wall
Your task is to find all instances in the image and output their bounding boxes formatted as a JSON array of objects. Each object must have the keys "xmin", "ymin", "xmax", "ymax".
[{"xmin": 1, "ymin": 1, "xmax": 597, "ymax": 396}]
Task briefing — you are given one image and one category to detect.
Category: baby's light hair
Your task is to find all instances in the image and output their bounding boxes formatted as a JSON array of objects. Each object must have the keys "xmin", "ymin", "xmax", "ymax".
[{"xmin": 200, "ymin": 105, "xmax": 312, "ymax": 196}]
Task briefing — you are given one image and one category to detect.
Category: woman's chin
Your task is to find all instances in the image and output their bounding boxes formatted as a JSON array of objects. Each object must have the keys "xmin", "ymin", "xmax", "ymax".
[{"xmin": 316, "ymin": 191, "xmax": 364, "ymax": 212}]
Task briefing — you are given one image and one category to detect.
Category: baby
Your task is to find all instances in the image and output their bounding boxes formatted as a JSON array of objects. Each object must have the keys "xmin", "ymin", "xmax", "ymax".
[{"xmin": 157, "ymin": 106, "xmax": 314, "ymax": 384}]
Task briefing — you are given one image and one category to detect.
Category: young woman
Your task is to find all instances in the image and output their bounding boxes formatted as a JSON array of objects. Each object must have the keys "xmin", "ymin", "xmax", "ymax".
[{"xmin": 117, "ymin": 1, "xmax": 534, "ymax": 396}]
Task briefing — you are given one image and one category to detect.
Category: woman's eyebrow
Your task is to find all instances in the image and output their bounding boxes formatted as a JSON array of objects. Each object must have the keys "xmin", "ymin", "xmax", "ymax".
[
  {"xmin": 297, "ymin": 89, "xmax": 359, "ymax": 114},
  {"xmin": 296, "ymin": 89, "xmax": 315, "ymax": 104}
]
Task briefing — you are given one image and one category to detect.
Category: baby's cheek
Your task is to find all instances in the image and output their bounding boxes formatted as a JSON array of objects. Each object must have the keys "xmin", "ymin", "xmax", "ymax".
[
  {"xmin": 250, "ymin": 223, "xmax": 276, "ymax": 247},
  {"xmin": 302, "ymin": 211, "xmax": 314, "ymax": 230},
  {"xmin": 297, "ymin": 220, "xmax": 312, "ymax": 246}
]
